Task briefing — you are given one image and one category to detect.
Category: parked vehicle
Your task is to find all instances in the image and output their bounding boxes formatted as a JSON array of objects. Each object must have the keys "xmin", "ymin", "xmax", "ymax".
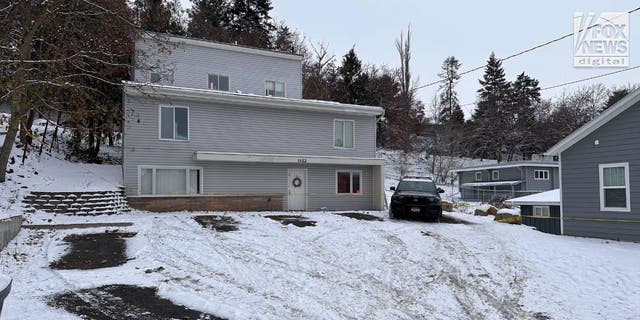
[{"xmin": 389, "ymin": 177, "xmax": 444, "ymax": 221}]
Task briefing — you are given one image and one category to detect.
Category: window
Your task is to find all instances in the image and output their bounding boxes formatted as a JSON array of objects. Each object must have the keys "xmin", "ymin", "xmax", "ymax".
[
  {"xmin": 334, "ymin": 119, "xmax": 354, "ymax": 148},
  {"xmin": 265, "ymin": 80, "xmax": 285, "ymax": 97},
  {"xmin": 149, "ymin": 70, "xmax": 174, "ymax": 85},
  {"xmin": 534, "ymin": 170, "xmax": 550, "ymax": 180},
  {"xmin": 492, "ymin": 171, "xmax": 499, "ymax": 180},
  {"xmin": 533, "ymin": 206, "xmax": 550, "ymax": 217},
  {"xmin": 336, "ymin": 171, "xmax": 361, "ymax": 195},
  {"xmin": 599, "ymin": 163, "xmax": 630, "ymax": 211},
  {"xmin": 208, "ymin": 74, "xmax": 229, "ymax": 91},
  {"xmin": 139, "ymin": 166, "xmax": 202, "ymax": 195},
  {"xmin": 160, "ymin": 106, "xmax": 188, "ymax": 141},
  {"xmin": 475, "ymin": 172, "xmax": 482, "ymax": 181}
]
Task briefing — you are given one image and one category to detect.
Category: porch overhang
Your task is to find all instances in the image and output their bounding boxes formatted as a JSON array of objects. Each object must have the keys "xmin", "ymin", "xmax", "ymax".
[
  {"xmin": 194, "ymin": 151, "xmax": 384, "ymax": 166},
  {"xmin": 460, "ymin": 180, "xmax": 524, "ymax": 188}
]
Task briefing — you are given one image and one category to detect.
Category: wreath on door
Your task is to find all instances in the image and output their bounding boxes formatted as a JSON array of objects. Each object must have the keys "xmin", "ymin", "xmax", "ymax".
[{"xmin": 292, "ymin": 177, "xmax": 302, "ymax": 188}]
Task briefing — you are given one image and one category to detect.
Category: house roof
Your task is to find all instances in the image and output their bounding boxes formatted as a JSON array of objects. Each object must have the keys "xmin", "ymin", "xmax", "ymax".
[
  {"xmin": 505, "ymin": 189, "xmax": 560, "ymax": 206},
  {"xmin": 460, "ymin": 180, "xmax": 524, "ymax": 187},
  {"xmin": 123, "ymin": 82, "xmax": 384, "ymax": 117},
  {"xmin": 451, "ymin": 160, "xmax": 558, "ymax": 173},
  {"xmin": 546, "ymin": 87, "xmax": 640, "ymax": 155},
  {"xmin": 140, "ymin": 32, "xmax": 303, "ymax": 61}
]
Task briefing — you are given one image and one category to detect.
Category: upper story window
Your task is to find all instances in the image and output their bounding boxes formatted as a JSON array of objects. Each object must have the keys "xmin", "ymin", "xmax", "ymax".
[
  {"xmin": 475, "ymin": 172, "xmax": 482, "ymax": 181},
  {"xmin": 334, "ymin": 119, "xmax": 354, "ymax": 149},
  {"xmin": 208, "ymin": 74, "xmax": 229, "ymax": 91},
  {"xmin": 160, "ymin": 106, "xmax": 188, "ymax": 141},
  {"xmin": 265, "ymin": 80, "xmax": 285, "ymax": 97},
  {"xmin": 149, "ymin": 70, "xmax": 174, "ymax": 85},
  {"xmin": 492, "ymin": 171, "xmax": 499, "ymax": 180},
  {"xmin": 534, "ymin": 170, "xmax": 550, "ymax": 180},
  {"xmin": 599, "ymin": 162, "xmax": 630, "ymax": 211}
]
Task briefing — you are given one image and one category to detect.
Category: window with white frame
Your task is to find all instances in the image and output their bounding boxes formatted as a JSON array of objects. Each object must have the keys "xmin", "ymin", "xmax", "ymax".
[
  {"xmin": 533, "ymin": 206, "xmax": 550, "ymax": 217},
  {"xmin": 149, "ymin": 70, "xmax": 174, "ymax": 85},
  {"xmin": 334, "ymin": 119, "xmax": 354, "ymax": 148},
  {"xmin": 599, "ymin": 162, "xmax": 630, "ymax": 211},
  {"xmin": 208, "ymin": 74, "xmax": 229, "ymax": 91},
  {"xmin": 475, "ymin": 172, "xmax": 482, "ymax": 181},
  {"xmin": 160, "ymin": 106, "xmax": 188, "ymax": 141},
  {"xmin": 265, "ymin": 80, "xmax": 285, "ymax": 97},
  {"xmin": 534, "ymin": 170, "xmax": 550, "ymax": 180},
  {"xmin": 492, "ymin": 171, "xmax": 499, "ymax": 180},
  {"xmin": 139, "ymin": 167, "xmax": 202, "ymax": 195},
  {"xmin": 336, "ymin": 171, "xmax": 361, "ymax": 194}
]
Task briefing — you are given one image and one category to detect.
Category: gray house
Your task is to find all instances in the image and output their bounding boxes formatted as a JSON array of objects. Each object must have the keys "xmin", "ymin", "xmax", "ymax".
[
  {"xmin": 452, "ymin": 160, "xmax": 559, "ymax": 202},
  {"xmin": 547, "ymin": 88, "xmax": 640, "ymax": 242},
  {"xmin": 123, "ymin": 33, "xmax": 385, "ymax": 212}
]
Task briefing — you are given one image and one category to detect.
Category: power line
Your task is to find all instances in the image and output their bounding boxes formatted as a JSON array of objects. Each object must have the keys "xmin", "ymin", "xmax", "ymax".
[{"xmin": 416, "ymin": 7, "xmax": 640, "ymax": 91}]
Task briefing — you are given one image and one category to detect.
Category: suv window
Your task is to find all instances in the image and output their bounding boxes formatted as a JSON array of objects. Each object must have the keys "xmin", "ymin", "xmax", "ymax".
[{"xmin": 396, "ymin": 180, "xmax": 437, "ymax": 193}]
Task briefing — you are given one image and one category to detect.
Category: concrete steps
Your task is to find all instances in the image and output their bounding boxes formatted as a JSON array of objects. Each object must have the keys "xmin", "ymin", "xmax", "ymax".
[{"xmin": 22, "ymin": 188, "xmax": 130, "ymax": 216}]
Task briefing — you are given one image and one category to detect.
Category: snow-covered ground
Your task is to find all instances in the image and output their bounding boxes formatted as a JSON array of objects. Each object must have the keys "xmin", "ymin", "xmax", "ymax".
[{"xmin": 1, "ymin": 210, "xmax": 639, "ymax": 320}]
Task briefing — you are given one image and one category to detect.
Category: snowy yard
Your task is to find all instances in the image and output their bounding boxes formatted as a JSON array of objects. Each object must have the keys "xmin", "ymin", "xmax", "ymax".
[{"xmin": 1, "ymin": 210, "xmax": 639, "ymax": 320}]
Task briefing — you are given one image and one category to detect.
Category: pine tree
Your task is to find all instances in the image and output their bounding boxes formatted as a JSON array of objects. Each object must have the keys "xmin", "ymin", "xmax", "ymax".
[
  {"xmin": 509, "ymin": 72, "xmax": 541, "ymax": 159},
  {"xmin": 187, "ymin": 0, "xmax": 229, "ymax": 41},
  {"xmin": 133, "ymin": 0, "xmax": 185, "ymax": 35},
  {"xmin": 337, "ymin": 48, "xmax": 369, "ymax": 105},
  {"xmin": 272, "ymin": 22, "xmax": 304, "ymax": 54},
  {"xmin": 227, "ymin": 0, "xmax": 275, "ymax": 48},
  {"xmin": 437, "ymin": 56, "xmax": 464, "ymax": 126}
]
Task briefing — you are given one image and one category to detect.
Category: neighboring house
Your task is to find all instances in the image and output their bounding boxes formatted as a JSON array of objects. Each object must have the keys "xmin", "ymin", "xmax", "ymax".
[
  {"xmin": 452, "ymin": 160, "xmax": 559, "ymax": 202},
  {"xmin": 122, "ymin": 33, "xmax": 385, "ymax": 212},
  {"xmin": 546, "ymin": 88, "xmax": 640, "ymax": 242},
  {"xmin": 505, "ymin": 189, "xmax": 561, "ymax": 235}
]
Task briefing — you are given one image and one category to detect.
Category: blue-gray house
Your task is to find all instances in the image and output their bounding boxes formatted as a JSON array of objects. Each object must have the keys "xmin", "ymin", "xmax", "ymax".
[{"xmin": 546, "ymin": 88, "xmax": 640, "ymax": 242}]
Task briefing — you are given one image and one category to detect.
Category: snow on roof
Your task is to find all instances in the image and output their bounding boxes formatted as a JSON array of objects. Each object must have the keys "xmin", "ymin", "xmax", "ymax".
[
  {"xmin": 460, "ymin": 180, "xmax": 524, "ymax": 187},
  {"xmin": 505, "ymin": 189, "xmax": 560, "ymax": 206},
  {"xmin": 451, "ymin": 160, "xmax": 558, "ymax": 173}
]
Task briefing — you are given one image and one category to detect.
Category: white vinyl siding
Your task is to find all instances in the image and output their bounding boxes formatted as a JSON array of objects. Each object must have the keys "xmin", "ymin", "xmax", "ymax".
[
  {"xmin": 534, "ymin": 170, "xmax": 550, "ymax": 180},
  {"xmin": 334, "ymin": 119, "xmax": 354, "ymax": 149},
  {"xmin": 492, "ymin": 171, "xmax": 499, "ymax": 180},
  {"xmin": 208, "ymin": 74, "xmax": 229, "ymax": 91},
  {"xmin": 599, "ymin": 162, "xmax": 631, "ymax": 212},
  {"xmin": 159, "ymin": 106, "xmax": 189, "ymax": 141},
  {"xmin": 336, "ymin": 170, "xmax": 361, "ymax": 195},
  {"xmin": 533, "ymin": 206, "xmax": 550, "ymax": 217},
  {"xmin": 475, "ymin": 172, "xmax": 482, "ymax": 181},
  {"xmin": 265, "ymin": 80, "xmax": 285, "ymax": 97},
  {"xmin": 138, "ymin": 166, "xmax": 202, "ymax": 196}
]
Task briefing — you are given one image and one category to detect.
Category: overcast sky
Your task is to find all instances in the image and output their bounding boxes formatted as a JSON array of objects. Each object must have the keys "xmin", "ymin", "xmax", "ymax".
[{"xmin": 180, "ymin": 1, "xmax": 639, "ymax": 117}]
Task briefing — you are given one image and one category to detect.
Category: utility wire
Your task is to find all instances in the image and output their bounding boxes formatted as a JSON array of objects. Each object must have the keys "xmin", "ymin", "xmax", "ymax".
[{"xmin": 416, "ymin": 7, "xmax": 640, "ymax": 90}]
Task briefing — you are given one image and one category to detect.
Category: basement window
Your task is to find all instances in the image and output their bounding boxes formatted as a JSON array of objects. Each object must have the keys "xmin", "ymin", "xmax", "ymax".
[
  {"xmin": 599, "ymin": 163, "xmax": 630, "ymax": 212},
  {"xmin": 139, "ymin": 166, "xmax": 202, "ymax": 196},
  {"xmin": 533, "ymin": 206, "xmax": 550, "ymax": 217},
  {"xmin": 337, "ymin": 171, "xmax": 361, "ymax": 195}
]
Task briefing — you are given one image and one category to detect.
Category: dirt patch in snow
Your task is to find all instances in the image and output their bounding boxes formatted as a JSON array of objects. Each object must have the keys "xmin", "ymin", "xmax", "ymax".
[
  {"xmin": 334, "ymin": 212, "xmax": 383, "ymax": 221},
  {"xmin": 48, "ymin": 284, "xmax": 223, "ymax": 320},
  {"xmin": 439, "ymin": 214, "xmax": 474, "ymax": 225},
  {"xmin": 194, "ymin": 215, "xmax": 239, "ymax": 232},
  {"xmin": 264, "ymin": 215, "xmax": 316, "ymax": 227},
  {"xmin": 50, "ymin": 231, "xmax": 136, "ymax": 270}
]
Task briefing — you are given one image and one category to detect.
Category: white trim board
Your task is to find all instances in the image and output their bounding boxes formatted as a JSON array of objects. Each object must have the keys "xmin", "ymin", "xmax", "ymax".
[
  {"xmin": 598, "ymin": 162, "xmax": 631, "ymax": 212},
  {"xmin": 547, "ymin": 87, "xmax": 640, "ymax": 155},
  {"xmin": 194, "ymin": 151, "xmax": 384, "ymax": 166},
  {"xmin": 123, "ymin": 82, "xmax": 384, "ymax": 117},
  {"xmin": 451, "ymin": 162, "xmax": 559, "ymax": 173}
]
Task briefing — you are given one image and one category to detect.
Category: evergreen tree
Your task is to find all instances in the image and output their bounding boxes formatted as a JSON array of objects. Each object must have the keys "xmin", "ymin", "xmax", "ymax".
[
  {"xmin": 437, "ymin": 56, "xmax": 464, "ymax": 125},
  {"xmin": 604, "ymin": 88, "xmax": 630, "ymax": 110},
  {"xmin": 272, "ymin": 22, "xmax": 304, "ymax": 54},
  {"xmin": 227, "ymin": 0, "xmax": 275, "ymax": 48},
  {"xmin": 187, "ymin": 0, "xmax": 229, "ymax": 41},
  {"xmin": 337, "ymin": 48, "xmax": 369, "ymax": 105},
  {"xmin": 133, "ymin": 0, "xmax": 185, "ymax": 35},
  {"xmin": 509, "ymin": 72, "xmax": 541, "ymax": 159}
]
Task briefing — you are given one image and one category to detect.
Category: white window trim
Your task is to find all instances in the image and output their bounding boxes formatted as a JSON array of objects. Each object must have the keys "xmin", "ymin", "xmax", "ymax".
[
  {"xmin": 335, "ymin": 170, "xmax": 363, "ymax": 195},
  {"xmin": 333, "ymin": 119, "xmax": 355, "ymax": 149},
  {"xmin": 533, "ymin": 206, "xmax": 550, "ymax": 217},
  {"xmin": 137, "ymin": 165, "xmax": 204, "ymax": 196},
  {"xmin": 475, "ymin": 172, "xmax": 482, "ymax": 181},
  {"xmin": 158, "ymin": 105, "xmax": 190, "ymax": 141},
  {"xmin": 534, "ymin": 169, "xmax": 550, "ymax": 180},
  {"xmin": 265, "ymin": 80, "xmax": 286, "ymax": 97},
  {"xmin": 208, "ymin": 73, "xmax": 230, "ymax": 91},
  {"xmin": 599, "ymin": 162, "xmax": 631, "ymax": 212},
  {"xmin": 492, "ymin": 171, "xmax": 499, "ymax": 181}
]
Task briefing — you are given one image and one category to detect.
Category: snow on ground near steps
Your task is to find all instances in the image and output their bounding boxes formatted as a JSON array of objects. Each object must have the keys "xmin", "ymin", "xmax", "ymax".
[{"xmin": 2, "ymin": 210, "xmax": 640, "ymax": 320}]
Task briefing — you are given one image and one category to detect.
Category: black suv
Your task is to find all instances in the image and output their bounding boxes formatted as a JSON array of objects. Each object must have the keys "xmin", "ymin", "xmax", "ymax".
[{"xmin": 389, "ymin": 177, "xmax": 445, "ymax": 221}]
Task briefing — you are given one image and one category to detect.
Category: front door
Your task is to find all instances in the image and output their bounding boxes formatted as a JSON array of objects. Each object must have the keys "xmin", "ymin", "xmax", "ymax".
[{"xmin": 288, "ymin": 169, "xmax": 307, "ymax": 211}]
